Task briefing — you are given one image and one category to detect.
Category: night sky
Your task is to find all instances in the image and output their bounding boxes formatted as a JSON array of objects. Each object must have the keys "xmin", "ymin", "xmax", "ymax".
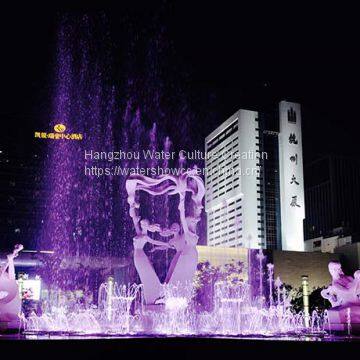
[{"xmin": 1, "ymin": 1, "xmax": 359, "ymax": 163}]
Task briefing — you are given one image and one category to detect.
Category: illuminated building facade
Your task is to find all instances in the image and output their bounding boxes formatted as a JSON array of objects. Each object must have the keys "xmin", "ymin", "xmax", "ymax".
[
  {"xmin": 205, "ymin": 109, "xmax": 263, "ymax": 248},
  {"xmin": 205, "ymin": 101, "xmax": 305, "ymax": 251},
  {"xmin": 278, "ymin": 101, "xmax": 305, "ymax": 251}
]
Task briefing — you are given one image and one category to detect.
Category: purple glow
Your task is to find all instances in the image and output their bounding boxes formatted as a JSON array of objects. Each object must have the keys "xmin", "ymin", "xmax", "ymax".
[{"xmin": 23, "ymin": 16, "xmax": 337, "ymax": 338}]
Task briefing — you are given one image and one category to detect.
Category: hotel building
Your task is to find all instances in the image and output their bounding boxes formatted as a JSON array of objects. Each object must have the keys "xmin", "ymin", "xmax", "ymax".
[{"xmin": 205, "ymin": 101, "xmax": 305, "ymax": 251}]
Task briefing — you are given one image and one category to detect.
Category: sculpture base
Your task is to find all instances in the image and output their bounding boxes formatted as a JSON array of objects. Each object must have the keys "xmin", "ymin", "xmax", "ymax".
[{"xmin": 326, "ymin": 306, "xmax": 360, "ymax": 334}]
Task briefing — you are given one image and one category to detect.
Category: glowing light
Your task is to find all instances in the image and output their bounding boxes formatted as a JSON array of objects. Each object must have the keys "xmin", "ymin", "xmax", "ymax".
[
  {"xmin": 20, "ymin": 278, "xmax": 42, "ymax": 301},
  {"xmin": 165, "ymin": 297, "xmax": 188, "ymax": 311},
  {"xmin": 54, "ymin": 124, "xmax": 66, "ymax": 133}
]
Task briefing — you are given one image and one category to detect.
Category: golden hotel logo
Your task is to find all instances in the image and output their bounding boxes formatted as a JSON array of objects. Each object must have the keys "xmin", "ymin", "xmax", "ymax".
[{"xmin": 34, "ymin": 124, "xmax": 83, "ymax": 141}]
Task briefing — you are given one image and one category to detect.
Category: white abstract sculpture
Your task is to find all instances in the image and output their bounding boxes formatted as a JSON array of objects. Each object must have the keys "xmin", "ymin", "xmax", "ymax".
[
  {"xmin": 126, "ymin": 169, "xmax": 205, "ymax": 305},
  {"xmin": 0, "ymin": 244, "xmax": 23, "ymax": 327}
]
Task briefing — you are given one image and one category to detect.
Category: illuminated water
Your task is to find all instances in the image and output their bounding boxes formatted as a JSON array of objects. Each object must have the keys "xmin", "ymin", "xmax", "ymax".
[
  {"xmin": 22, "ymin": 15, "xmax": 354, "ymax": 340},
  {"xmin": 24, "ymin": 279, "xmax": 329, "ymax": 337}
]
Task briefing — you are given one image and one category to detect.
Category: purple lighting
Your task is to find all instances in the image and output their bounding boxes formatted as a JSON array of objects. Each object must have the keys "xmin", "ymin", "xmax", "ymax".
[{"xmin": 8, "ymin": 15, "xmax": 343, "ymax": 339}]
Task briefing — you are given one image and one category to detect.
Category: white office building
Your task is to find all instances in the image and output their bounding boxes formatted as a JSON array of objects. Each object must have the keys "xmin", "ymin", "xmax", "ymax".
[
  {"xmin": 205, "ymin": 101, "xmax": 305, "ymax": 251},
  {"xmin": 205, "ymin": 109, "xmax": 264, "ymax": 248}
]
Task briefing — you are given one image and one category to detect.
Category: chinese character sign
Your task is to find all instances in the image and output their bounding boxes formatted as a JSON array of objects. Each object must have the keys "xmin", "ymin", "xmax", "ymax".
[{"xmin": 278, "ymin": 101, "xmax": 305, "ymax": 251}]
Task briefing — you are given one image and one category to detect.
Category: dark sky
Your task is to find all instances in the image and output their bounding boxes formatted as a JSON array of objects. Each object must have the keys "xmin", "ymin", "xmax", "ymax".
[{"xmin": 1, "ymin": 1, "xmax": 359, "ymax": 163}]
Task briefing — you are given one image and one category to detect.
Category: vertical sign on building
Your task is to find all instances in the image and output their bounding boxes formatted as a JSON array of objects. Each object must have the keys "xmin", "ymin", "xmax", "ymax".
[{"xmin": 278, "ymin": 101, "xmax": 305, "ymax": 251}]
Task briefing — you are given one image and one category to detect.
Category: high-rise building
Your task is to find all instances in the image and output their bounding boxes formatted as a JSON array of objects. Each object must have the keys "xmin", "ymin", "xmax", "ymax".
[
  {"xmin": 205, "ymin": 101, "xmax": 305, "ymax": 251},
  {"xmin": 304, "ymin": 155, "xmax": 360, "ymax": 241},
  {"xmin": 205, "ymin": 109, "xmax": 262, "ymax": 248}
]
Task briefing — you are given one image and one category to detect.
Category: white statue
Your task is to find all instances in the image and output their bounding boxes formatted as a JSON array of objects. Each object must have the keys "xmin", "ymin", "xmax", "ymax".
[
  {"xmin": 132, "ymin": 219, "xmax": 172, "ymax": 304},
  {"xmin": 0, "ymin": 244, "xmax": 23, "ymax": 326},
  {"xmin": 321, "ymin": 261, "xmax": 360, "ymax": 327},
  {"xmin": 126, "ymin": 169, "xmax": 205, "ymax": 305},
  {"xmin": 321, "ymin": 262, "xmax": 360, "ymax": 307}
]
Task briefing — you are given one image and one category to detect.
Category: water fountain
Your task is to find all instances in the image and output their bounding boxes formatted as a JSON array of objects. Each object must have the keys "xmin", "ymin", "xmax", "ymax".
[
  {"xmin": 2, "ymin": 16, "xmax": 358, "ymax": 342},
  {"xmin": 20, "ymin": 228, "xmax": 331, "ymax": 337}
]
